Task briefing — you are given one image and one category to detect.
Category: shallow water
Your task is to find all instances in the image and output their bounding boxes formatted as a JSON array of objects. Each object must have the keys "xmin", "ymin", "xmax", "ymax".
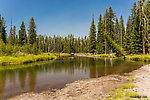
[{"xmin": 0, "ymin": 57, "xmax": 148, "ymax": 99}]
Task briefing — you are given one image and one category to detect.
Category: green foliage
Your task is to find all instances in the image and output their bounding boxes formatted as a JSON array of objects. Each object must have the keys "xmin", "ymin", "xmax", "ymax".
[
  {"xmin": 0, "ymin": 0, "xmax": 150, "ymax": 57},
  {"xmin": 8, "ymin": 25, "xmax": 16, "ymax": 45},
  {"xmin": 18, "ymin": 21, "xmax": 27, "ymax": 46},
  {"xmin": 120, "ymin": 14, "xmax": 126, "ymax": 48},
  {"xmin": 0, "ymin": 53, "xmax": 57, "ymax": 65},
  {"xmin": 0, "ymin": 39, "xmax": 6, "ymax": 56},
  {"xmin": 28, "ymin": 17, "xmax": 36, "ymax": 45},
  {"xmin": 115, "ymin": 17, "xmax": 120, "ymax": 45},
  {"xmin": 125, "ymin": 91, "xmax": 139, "ymax": 97},
  {"xmin": 1, "ymin": 17, "xmax": 7, "ymax": 44},
  {"xmin": 89, "ymin": 13, "xmax": 96, "ymax": 54},
  {"xmin": 128, "ymin": 78, "xmax": 136, "ymax": 82},
  {"xmin": 130, "ymin": 2, "xmax": 143, "ymax": 54},
  {"xmin": 125, "ymin": 16, "xmax": 132, "ymax": 54},
  {"xmin": 109, "ymin": 91, "xmax": 114, "ymax": 95},
  {"xmin": 123, "ymin": 83, "xmax": 135, "ymax": 89},
  {"xmin": 126, "ymin": 54, "xmax": 150, "ymax": 61},
  {"xmin": 97, "ymin": 13, "xmax": 105, "ymax": 54}
]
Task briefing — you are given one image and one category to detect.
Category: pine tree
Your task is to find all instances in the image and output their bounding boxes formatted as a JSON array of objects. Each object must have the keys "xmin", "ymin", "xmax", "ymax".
[
  {"xmin": 104, "ymin": 8, "xmax": 109, "ymax": 54},
  {"xmin": 125, "ymin": 16, "xmax": 132, "ymax": 54},
  {"xmin": 144, "ymin": 0, "xmax": 150, "ymax": 52},
  {"xmin": 12, "ymin": 26, "xmax": 16, "ymax": 45},
  {"xmin": 0, "ymin": 14, "xmax": 2, "ymax": 39},
  {"xmin": 131, "ymin": 5, "xmax": 143, "ymax": 54},
  {"xmin": 145, "ymin": 0, "xmax": 150, "ymax": 21},
  {"xmin": 108, "ymin": 6, "xmax": 116, "ymax": 40},
  {"xmin": 97, "ymin": 13, "xmax": 105, "ymax": 54},
  {"xmin": 1, "ymin": 17, "xmax": 7, "ymax": 44},
  {"xmin": 120, "ymin": 14, "xmax": 125, "ymax": 49},
  {"xmin": 28, "ymin": 17, "xmax": 36, "ymax": 45},
  {"xmin": 1, "ymin": 27, "xmax": 7, "ymax": 44},
  {"xmin": 107, "ymin": 6, "xmax": 116, "ymax": 53},
  {"xmin": 44, "ymin": 36, "xmax": 48, "ymax": 52},
  {"xmin": 130, "ymin": 2, "xmax": 137, "ymax": 54},
  {"xmin": 89, "ymin": 13, "xmax": 96, "ymax": 54},
  {"xmin": 115, "ymin": 17, "xmax": 120, "ymax": 44},
  {"xmin": 18, "ymin": 21, "xmax": 27, "ymax": 46},
  {"xmin": 8, "ymin": 27, "xmax": 13, "ymax": 45}
]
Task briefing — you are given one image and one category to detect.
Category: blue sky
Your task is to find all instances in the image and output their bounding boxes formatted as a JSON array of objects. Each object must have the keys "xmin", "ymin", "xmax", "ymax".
[{"xmin": 0, "ymin": 0, "xmax": 138, "ymax": 37}]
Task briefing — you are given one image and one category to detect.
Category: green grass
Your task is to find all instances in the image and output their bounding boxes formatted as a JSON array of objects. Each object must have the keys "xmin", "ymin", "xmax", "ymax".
[
  {"xmin": 113, "ymin": 92, "xmax": 123, "ymax": 99},
  {"xmin": 125, "ymin": 91, "xmax": 139, "ymax": 97},
  {"xmin": 109, "ymin": 91, "xmax": 114, "ymax": 95},
  {"xmin": 103, "ymin": 82, "xmax": 150, "ymax": 100},
  {"xmin": 126, "ymin": 54, "xmax": 150, "ymax": 62},
  {"xmin": 0, "ymin": 61, "xmax": 53, "ymax": 70},
  {"xmin": 85, "ymin": 53, "xmax": 116, "ymax": 58},
  {"xmin": 0, "ymin": 53, "xmax": 69, "ymax": 65},
  {"xmin": 128, "ymin": 78, "xmax": 136, "ymax": 82},
  {"xmin": 123, "ymin": 83, "xmax": 135, "ymax": 89}
]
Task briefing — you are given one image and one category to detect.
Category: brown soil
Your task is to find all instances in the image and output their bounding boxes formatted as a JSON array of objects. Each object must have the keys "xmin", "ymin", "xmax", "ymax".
[{"xmin": 8, "ymin": 64, "xmax": 150, "ymax": 100}]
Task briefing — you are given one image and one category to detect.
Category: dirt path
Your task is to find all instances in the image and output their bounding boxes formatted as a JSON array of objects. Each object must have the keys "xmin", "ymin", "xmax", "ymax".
[{"xmin": 8, "ymin": 64, "xmax": 150, "ymax": 100}]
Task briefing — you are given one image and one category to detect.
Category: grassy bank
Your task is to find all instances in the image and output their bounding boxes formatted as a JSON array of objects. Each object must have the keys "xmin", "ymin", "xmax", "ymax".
[
  {"xmin": 76, "ymin": 53, "xmax": 150, "ymax": 62},
  {"xmin": 0, "ymin": 53, "xmax": 69, "ymax": 65},
  {"xmin": 75, "ymin": 53, "xmax": 117, "ymax": 58},
  {"xmin": 126, "ymin": 54, "xmax": 150, "ymax": 62}
]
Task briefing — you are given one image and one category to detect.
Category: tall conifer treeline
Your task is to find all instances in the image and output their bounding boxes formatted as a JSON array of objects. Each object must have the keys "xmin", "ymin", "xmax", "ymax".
[{"xmin": 0, "ymin": 0, "xmax": 149, "ymax": 56}]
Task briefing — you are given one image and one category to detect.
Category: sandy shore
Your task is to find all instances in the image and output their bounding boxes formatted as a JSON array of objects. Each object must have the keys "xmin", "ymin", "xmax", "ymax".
[{"xmin": 8, "ymin": 64, "xmax": 150, "ymax": 100}]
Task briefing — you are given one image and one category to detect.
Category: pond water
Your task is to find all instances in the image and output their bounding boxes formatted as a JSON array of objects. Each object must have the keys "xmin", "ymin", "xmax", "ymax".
[{"xmin": 0, "ymin": 57, "xmax": 148, "ymax": 99}]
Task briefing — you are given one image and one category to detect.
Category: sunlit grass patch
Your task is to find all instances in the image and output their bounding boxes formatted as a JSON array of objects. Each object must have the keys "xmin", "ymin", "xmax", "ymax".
[
  {"xmin": 125, "ymin": 91, "xmax": 139, "ymax": 98},
  {"xmin": 128, "ymin": 78, "xmax": 136, "ymax": 82},
  {"xmin": 123, "ymin": 83, "xmax": 135, "ymax": 89},
  {"xmin": 0, "ymin": 53, "xmax": 69, "ymax": 65},
  {"xmin": 113, "ymin": 92, "xmax": 124, "ymax": 99},
  {"xmin": 103, "ymin": 82, "xmax": 149, "ymax": 100},
  {"xmin": 126, "ymin": 54, "xmax": 150, "ymax": 62},
  {"xmin": 109, "ymin": 91, "xmax": 114, "ymax": 95}
]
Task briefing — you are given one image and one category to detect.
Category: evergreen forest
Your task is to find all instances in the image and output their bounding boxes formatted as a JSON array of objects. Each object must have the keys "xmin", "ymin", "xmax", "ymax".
[{"xmin": 0, "ymin": 0, "xmax": 150, "ymax": 57}]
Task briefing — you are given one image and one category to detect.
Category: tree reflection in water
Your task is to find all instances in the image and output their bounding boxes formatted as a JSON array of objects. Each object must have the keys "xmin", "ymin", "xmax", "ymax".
[{"xmin": 0, "ymin": 57, "xmax": 147, "ymax": 99}]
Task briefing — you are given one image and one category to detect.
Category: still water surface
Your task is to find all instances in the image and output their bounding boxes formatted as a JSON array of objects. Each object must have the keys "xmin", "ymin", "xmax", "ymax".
[{"xmin": 0, "ymin": 57, "xmax": 148, "ymax": 99}]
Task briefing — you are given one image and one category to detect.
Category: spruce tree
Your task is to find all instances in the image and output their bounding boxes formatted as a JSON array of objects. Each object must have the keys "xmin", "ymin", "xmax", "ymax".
[
  {"xmin": 108, "ymin": 6, "xmax": 116, "ymax": 40},
  {"xmin": 8, "ymin": 27, "xmax": 13, "ymax": 45},
  {"xmin": 89, "ymin": 13, "xmax": 96, "ymax": 54},
  {"xmin": 104, "ymin": 8, "xmax": 109, "ymax": 54},
  {"xmin": 97, "ymin": 13, "xmax": 105, "ymax": 54},
  {"xmin": 120, "ymin": 14, "xmax": 125, "ymax": 49},
  {"xmin": 145, "ymin": 0, "xmax": 150, "ymax": 21},
  {"xmin": 130, "ymin": 2, "xmax": 137, "ymax": 54},
  {"xmin": 28, "ymin": 17, "xmax": 36, "ymax": 45},
  {"xmin": 144, "ymin": 0, "xmax": 150, "ymax": 52},
  {"xmin": 115, "ymin": 17, "xmax": 120, "ymax": 44},
  {"xmin": 18, "ymin": 21, "xmax": 27, "ymax": 46},
  {"xmin": 0, "ymin": 14, "xmax": 2, "ymax": 39},
  {"xmin": 1, "ymin": 27, "xmax": 7, "ymax": 44},
  {"xmin": 107, "ymin": 6, "xmax": 116, "ymax": 53},
  {"xmin": 44, "ymin": 36, "xmax": 48, "ymax": 52},
  {"xmin": 12, "ymin": 26, "xmax": 16, "ymax": 45},
  {"xmin": 125, "ymin": 16, "xmax": 132, "ymax": 54},
  {"xmin": 1, "ymin": 17, "xmax": 7, "ymax": 44},
  {"xmin": 131, "ymin": 5, "xmax": 143, "ymax": 54}
]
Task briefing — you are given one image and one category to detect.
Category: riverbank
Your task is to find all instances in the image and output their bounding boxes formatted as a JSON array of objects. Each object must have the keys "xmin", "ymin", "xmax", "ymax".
[
  {"xmin": 0, "ymin": 53, "xmax": 69, "ymax": 65},
  {"xmin": 75, "ymin": 53, "xmax": 115, "ymax": 58},
  {"xmin": 8, "ymin": 64, "xmax": 150, "ymax": 100},
  {"xmin": 76, "ymin": 53, "xmax": 150, "ymax": 62}
]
